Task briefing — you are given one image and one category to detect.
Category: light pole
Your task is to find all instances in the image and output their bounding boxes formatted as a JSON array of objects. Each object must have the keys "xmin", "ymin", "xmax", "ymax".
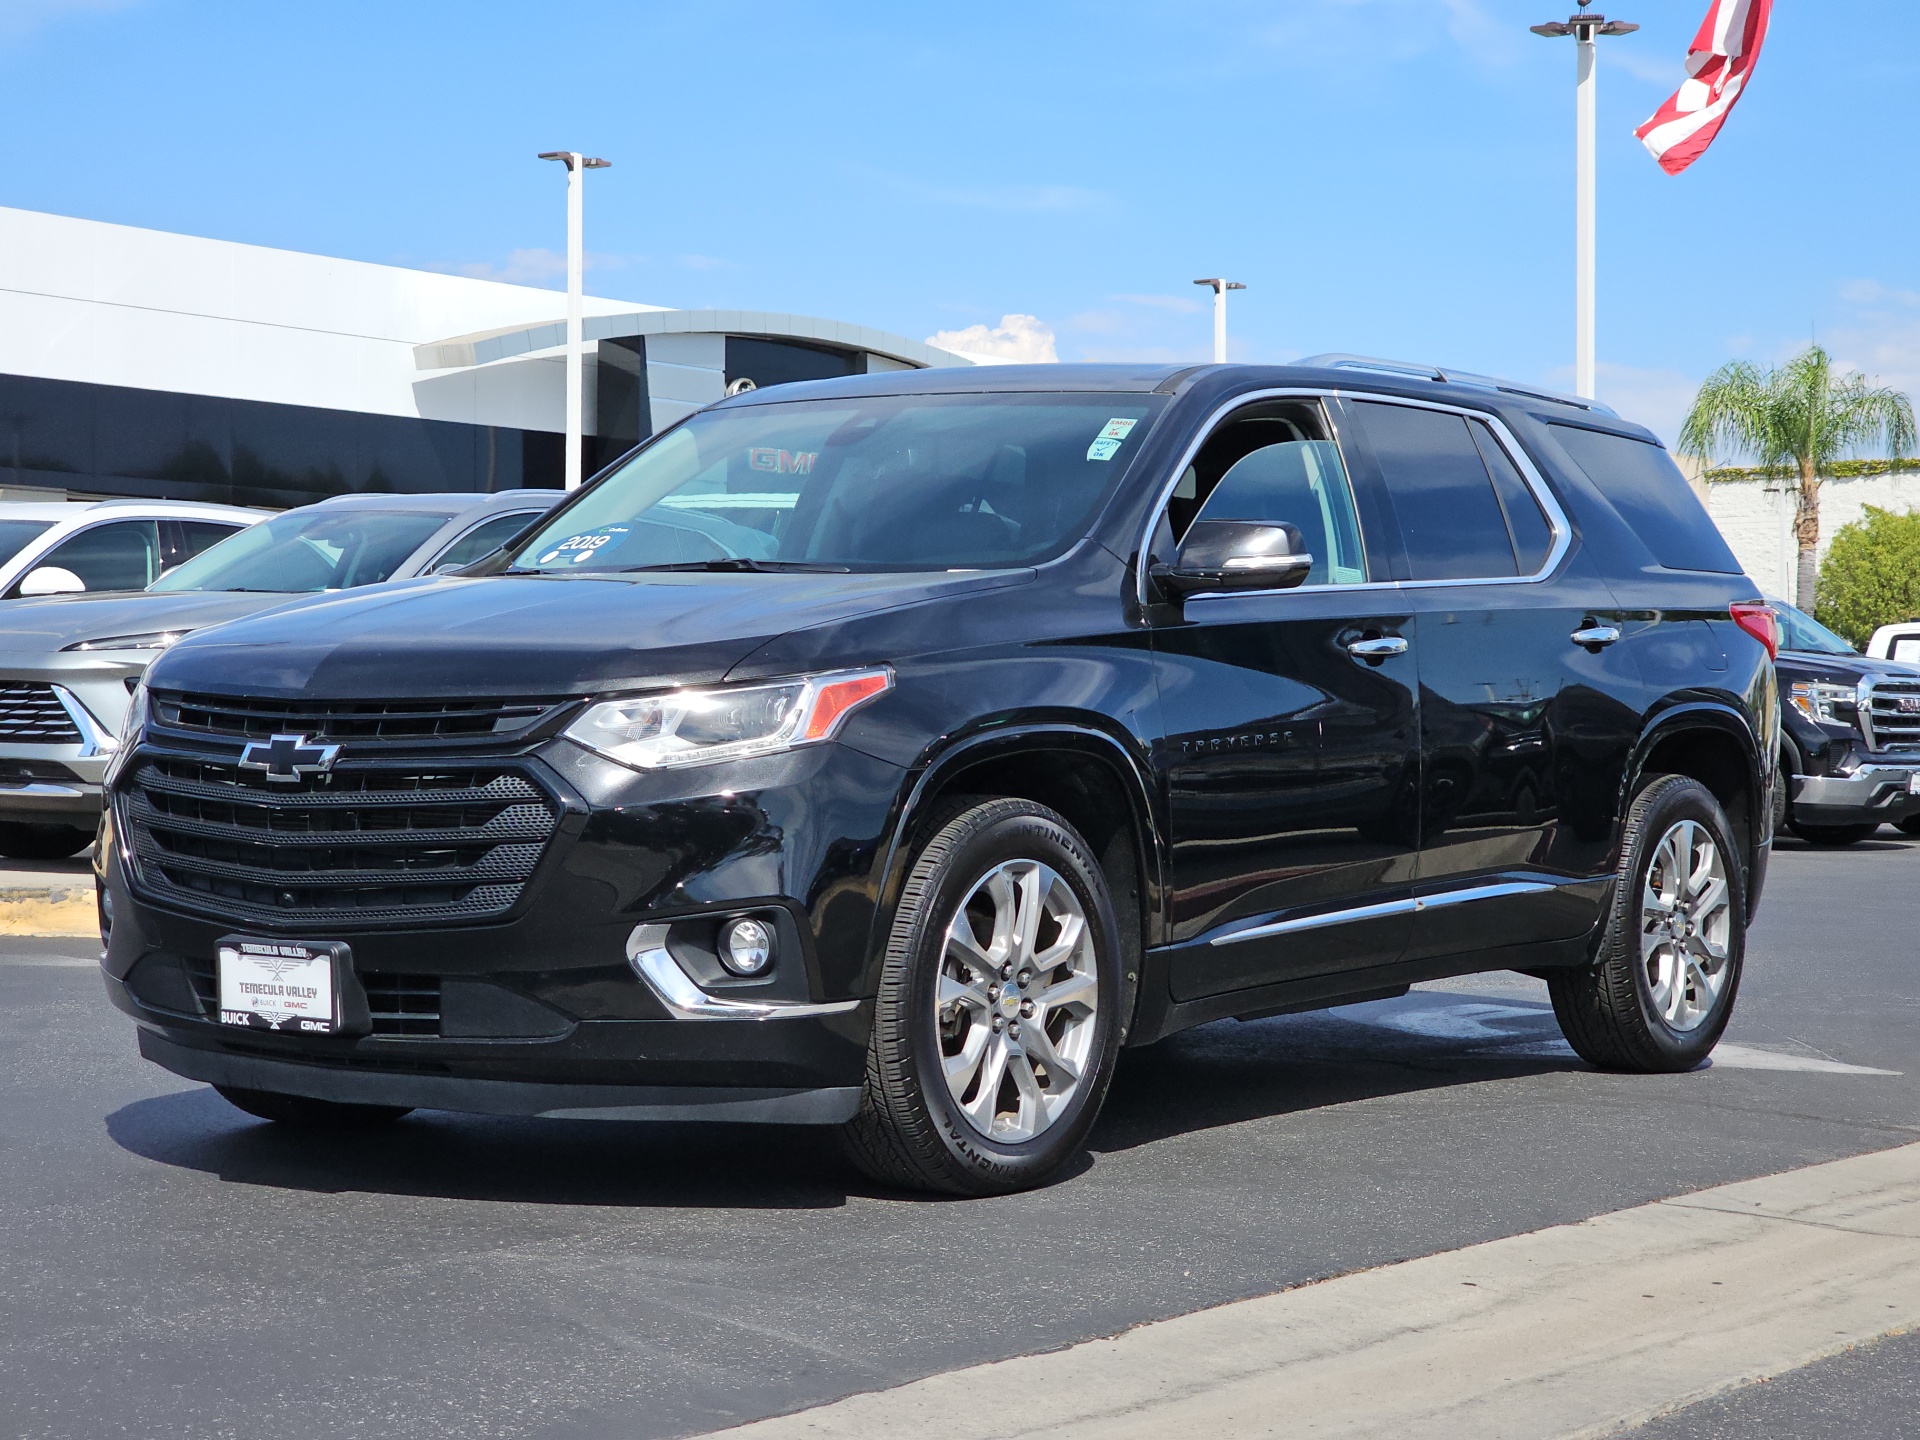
[
  {"xmin": 1192, "ymin": 278, "xmax": 1246, "ymax": 364},
  {"xmin": 1532, "ymin": 2, "xmax": 1635, "ymax": 400},
  {"xmin": 538, "ymin": 150, "xmax": 612, "ymax": 489}
]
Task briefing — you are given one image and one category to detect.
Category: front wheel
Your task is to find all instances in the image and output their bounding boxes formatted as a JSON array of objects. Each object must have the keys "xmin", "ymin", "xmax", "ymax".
[
  {"xmin": 215, "ymin": 1085, "xmax": 413, "ymax": 1128},
  {"xmin": 1550, "ymin": 775, "xmax": 1744, "ymax": 1072},
  {"xmin": 1899, "ymin": 815, "xmax": 1920, "ymax": 838},
  {"xmin": 0, "ymin": 822, "xmax": 93, "ymax": 860},
  {"xmin": 839, "ymin": 798, "xmax": 1122, "ymax": 1196}
]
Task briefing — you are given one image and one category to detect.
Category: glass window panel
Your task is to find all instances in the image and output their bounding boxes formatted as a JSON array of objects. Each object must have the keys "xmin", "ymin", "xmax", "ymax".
[
  {"xmin": 1470, "ymin": 421, "xmax": 1555, "ymax": 574},
  {"xmin": 1550, "ymin": 424, "xmax": 1742, "ymax": 574},
  {"xmin": 425, "ymin": 511, "xmax": 542, "ymax": 572},
  {"xmin": 1191, "ymin": 439, "xmax": 1368, "ymax": 585},
  {"xmin": 0, "ymin": 520, "xmax": 54, "ymax": 569},
  {"xmin": 1352, "ymin": 401, "xmax": 1519, "ymax": 581},
  {"xmin": 31, "ymin": 520, "xmax": 161, "ymax": 593},
  {"xmin": 151, "ymin": 510, "xmax": 453, "ymax": 593}
]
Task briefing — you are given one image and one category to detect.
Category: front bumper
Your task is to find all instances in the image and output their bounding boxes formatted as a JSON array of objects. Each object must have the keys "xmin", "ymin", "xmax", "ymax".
[
  {"xmin": 1791, "ymin": 761, "xmax": 1920, "ymax": 826},
  {"xmin": 102, "ymin": 737, "xmax": 907, "ymax": 1118}
]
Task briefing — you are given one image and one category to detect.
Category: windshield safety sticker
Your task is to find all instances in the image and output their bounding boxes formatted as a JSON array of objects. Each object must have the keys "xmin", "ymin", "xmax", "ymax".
[
  {"xmin": 534, "ymin": 525, "xmax": 630, "ymax": 566},
  {"xmin": 1086, "ymin": 416, "xmax": 1139, "ymax": 462}
]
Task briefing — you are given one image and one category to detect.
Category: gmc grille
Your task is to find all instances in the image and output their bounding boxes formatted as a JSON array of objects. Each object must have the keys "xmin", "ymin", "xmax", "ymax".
[
  {"xmin": 122, "ymin": 756, "xmax": 561, "ymax": 926},
  {"xmin": 0, "ymin": 683, "xmax": 82, "ymax": 743},
  {"xmin": 150, "ymin": 690, "xmax": 564, "ymax": 743},
  {"xmin": 1863, "ymin": 677, "xmax": 1920, "ymax": 752}
]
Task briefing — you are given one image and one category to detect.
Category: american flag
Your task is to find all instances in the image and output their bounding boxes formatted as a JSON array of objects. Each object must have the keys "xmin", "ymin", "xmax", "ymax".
[{"xmin": 1634, "ymin": 0, "xmax": 1774, "ymax": 176}]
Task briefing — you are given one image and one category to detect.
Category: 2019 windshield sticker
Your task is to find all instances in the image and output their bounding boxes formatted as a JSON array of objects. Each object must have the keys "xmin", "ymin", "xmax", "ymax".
[
  {"xmin": 535, "ymin": 525, "xmax": 630, "ymax": 566},
  {"xmin": 748, "ymin": 447, "xmax": 818, "ymax": 475},
  {"xmin": 1086, "ymin": 417, "xmax": 1140, "ymax": 462}
]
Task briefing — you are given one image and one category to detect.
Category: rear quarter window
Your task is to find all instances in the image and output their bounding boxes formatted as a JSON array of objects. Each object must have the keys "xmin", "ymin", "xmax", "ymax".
[{"xmin": 1550, "ymin": 424, "xmax": 1742, "ymax": 574}]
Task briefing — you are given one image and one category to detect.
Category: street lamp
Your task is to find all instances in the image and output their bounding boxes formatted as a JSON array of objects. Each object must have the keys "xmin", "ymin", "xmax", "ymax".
[
  {"xmin": 538, "ymin": 151, "xmax": 612, "ymax": 489},
  {"xmin": 1531, "ymin": 0, "xmax": 1636, "ymax": 400},
  {"xmin": 1193, "ymin": 278, "xmax": 1246, "ymax": 365}
]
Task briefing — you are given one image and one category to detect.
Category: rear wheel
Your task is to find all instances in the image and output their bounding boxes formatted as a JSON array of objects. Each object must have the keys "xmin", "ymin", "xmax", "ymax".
[
  {"xmin": 1789, "ymin": 821, "xmax": 1878, "ymax": 846},
  {"xmin": 839, "ymin": 798, "xmax": 1122, "ymax": 1196},
  {"xmin": 0, "ymin": 822, "xmax": 92, "ymax": 860},
  {"xmin": 215, "ymin": 1086, "xmax": 413, "ymax": 1128},
  {"xmin": 1899, "ymin": 815, "xmax": 1920, "ymax": 837},
  {"xmin": 1550, "ymin": 775, "xmax": 1744, "ymax": 1072}
]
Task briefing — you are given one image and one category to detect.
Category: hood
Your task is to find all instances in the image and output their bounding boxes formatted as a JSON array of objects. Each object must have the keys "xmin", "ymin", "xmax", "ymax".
[
  {"xmin": 0, "ymin": 590, "xmax": 319, "ymax": 661},
  {"xmin": 146, "ymin": 569, "xmax": 1033, "ymax": 699},
  {"xmin": 1776, "ymin": 649, "xmax": 1920, "ymax": 683}
]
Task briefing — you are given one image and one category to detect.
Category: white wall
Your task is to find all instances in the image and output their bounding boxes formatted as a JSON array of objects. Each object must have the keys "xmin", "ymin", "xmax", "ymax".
[
  {"xmin": 1704, "ymin": 469, "xmax": 1920, "ymax": 598},
  {"xmin": 0, "ymin": 206, "xmax": 641, "ymax": 423}
]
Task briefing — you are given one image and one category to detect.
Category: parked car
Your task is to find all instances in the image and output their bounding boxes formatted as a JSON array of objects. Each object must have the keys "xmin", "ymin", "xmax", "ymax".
[
  {"xmin": 99, "ymin": 359, "xmax": 1777, "ymax": 1195},
  {"xmin": 1770, "ymin": 596, "xmax": 1920, "ymax": 844},
  {"xmin": 1866, "ymin": 620, "xmax": 1920, "ymax": 664},
  {"xmin": 0, "ymin": 489, "xmax": 560, "ymax": 858},
  {"xmin": 0, "ymin": 498, "xmax": 262, "ymax": 599}
]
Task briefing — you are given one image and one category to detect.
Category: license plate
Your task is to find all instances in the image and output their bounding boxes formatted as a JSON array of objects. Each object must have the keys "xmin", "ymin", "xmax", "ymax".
[{"xmin": 217, "ymin": 938, "xmax": 342, "ymax": 1034}]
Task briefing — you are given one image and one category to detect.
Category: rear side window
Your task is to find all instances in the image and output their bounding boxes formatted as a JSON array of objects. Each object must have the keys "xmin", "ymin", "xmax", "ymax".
[
  {"xmin": 1350, "ymin": 401, "xmax": 1519, "ymax": 581},
  {"xmin": 1470, "ymin": 421, "xmax": 1555, "ymax": 574},
  {"xmin": 1550, "ymin": 424, "xmax": 1741, "ymax": 574}
]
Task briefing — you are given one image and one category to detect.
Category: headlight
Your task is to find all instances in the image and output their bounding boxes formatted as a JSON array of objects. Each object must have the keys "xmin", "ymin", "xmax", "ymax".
[
  {"xmin": 564, "ymin": 667, "xmax": 892, "ymax": 770},
  {"xmin": 1788, "ymin": 680, "xmax": 1859, "ymax": 727},
  {"xmin": 61, "ymin": 630, "xmax": 190, "ymax": 653}
]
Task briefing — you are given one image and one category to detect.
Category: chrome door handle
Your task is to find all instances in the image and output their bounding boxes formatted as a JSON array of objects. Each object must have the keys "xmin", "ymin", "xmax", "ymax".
[
  {"xmin": 1571, "ymin": 625, "xmax": 1621, "ymax": 650},
  {"xmin": 1346, "ymin": 636, "xmax": 1409, "ymax": 660}
]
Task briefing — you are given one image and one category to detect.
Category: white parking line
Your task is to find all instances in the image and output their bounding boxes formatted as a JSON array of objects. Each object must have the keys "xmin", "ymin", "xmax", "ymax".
[{"xmin": 693, "ymin": 1143, "xmax": 1920, "ymax": 1440}]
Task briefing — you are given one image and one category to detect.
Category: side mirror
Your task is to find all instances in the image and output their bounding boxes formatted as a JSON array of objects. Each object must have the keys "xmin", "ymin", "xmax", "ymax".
[
  {"xmin": 1149, "ymin": 521, "xmax": 1313, "ymax": 601},
  {"xmin": 17, "ymin": 566, "xmax": 86, "ymax": 596}
]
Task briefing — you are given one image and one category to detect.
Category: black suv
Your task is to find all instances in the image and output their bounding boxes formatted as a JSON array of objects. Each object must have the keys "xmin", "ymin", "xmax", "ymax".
[
  {"xmin": 98, "ymin": 360, "xmax": 1778, "ymax": 1195},
  {"xmin": 1770, "ymin": 595, "xmax": 1920, "ymax": 844}
]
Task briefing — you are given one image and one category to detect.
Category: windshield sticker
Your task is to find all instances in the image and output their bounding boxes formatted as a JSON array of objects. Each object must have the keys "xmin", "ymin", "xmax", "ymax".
[
  {"xmin": 1086, "ymin": 416, "xmax": 1140, "ymax": 462},
  {"xmin": 534, "ymin": 525, "xmax": 630, "ymax": 566},
  {"xmin": 747, "ymin": 447, "xmax": 818, "ymax": 475}
]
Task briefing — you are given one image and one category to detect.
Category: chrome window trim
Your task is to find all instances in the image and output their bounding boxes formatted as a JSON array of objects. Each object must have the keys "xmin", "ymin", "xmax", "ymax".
[
  {"xmin": 1134, "ymin": 388, "xmax": 1573, "ymax": 606},
  {"xmin": 1207, "ymin": 880, "xmax": 1556, "ymax": 948}
]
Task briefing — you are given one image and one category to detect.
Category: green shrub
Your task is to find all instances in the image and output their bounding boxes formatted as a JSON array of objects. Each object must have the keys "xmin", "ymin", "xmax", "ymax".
[{"xmin": 1815, "ymin": 506, "xmax": 1920, "ymax": 647}]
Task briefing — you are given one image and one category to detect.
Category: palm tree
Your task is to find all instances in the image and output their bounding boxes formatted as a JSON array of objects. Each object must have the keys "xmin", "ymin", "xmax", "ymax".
[{"xmin": 1680, "ymin": 346, "xmax": 1916, "ymax": 611}]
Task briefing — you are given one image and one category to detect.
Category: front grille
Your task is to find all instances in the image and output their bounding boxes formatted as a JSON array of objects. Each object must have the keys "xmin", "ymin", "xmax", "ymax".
[
  {"xmin": 182, "ymin": 956, "xmax": 442, "ymax": 1037},
  {"xmin": 1864, "ymin": 678, "xmax": 1920, "ymax": 751},
  {"xmin": 122, "ymin": 756, "xmax": 561, "ymax": 926},
  {"xmin": 150, "ymin": 690, "xmax": 563, "ymax": 743},
  {"xmin": 0, "ymin": 683, "xmax": 81, "ymax": 743}
]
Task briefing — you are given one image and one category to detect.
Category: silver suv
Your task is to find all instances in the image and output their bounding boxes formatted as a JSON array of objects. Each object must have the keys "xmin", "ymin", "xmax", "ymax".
[
  {"xmin": 0, "ymin": 489, "xmax": 561, "ymax": 858},
  {"xmin": 0, "ymin": 498, "xmax": 262, "ymax": 600}
]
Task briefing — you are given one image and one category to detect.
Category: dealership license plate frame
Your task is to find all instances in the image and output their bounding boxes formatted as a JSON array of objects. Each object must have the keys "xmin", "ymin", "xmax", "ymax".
[{"xmin": 216, "ymin": 937, "xmax": 347, "ymax": 1034}]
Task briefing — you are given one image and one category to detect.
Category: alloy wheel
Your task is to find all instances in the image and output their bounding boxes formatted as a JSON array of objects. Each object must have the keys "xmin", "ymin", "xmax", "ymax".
[
  {"xmin": 936, "ymin": 859, "xmax": 1100, "ymax": 1143},
  {"xmin": 1640, "ymin": 819, "xmax": 1733, "ymax": 1033}
]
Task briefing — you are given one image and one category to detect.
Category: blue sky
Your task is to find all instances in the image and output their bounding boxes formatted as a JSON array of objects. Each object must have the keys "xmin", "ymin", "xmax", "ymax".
[{"xmin": 0, "ymin": 1, "xmax": 1914, "ymax": 443}]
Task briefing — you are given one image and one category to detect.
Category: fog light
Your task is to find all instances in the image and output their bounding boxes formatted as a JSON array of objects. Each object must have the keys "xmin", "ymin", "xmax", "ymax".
[{"xmin": 719, "ymin": 916, "xmax": 775, "ymax": 977}]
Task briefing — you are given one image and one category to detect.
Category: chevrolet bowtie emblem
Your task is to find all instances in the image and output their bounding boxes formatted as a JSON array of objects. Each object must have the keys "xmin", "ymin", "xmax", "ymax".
[{"xmin": 238, "ymin": 733, "xmax": 340, "ymax": 783}]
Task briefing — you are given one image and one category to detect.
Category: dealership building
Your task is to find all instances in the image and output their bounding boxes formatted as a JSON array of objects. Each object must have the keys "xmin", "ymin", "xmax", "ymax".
[{"xmin": 0, "ymin": 206, "xmax": 971, "ymax": 510}]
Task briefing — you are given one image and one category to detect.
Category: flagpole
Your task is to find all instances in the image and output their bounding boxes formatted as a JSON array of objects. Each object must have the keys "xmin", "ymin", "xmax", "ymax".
[{"xmin": 1534, "ymin": 2, "xmax": 1636, "ymax": 402}]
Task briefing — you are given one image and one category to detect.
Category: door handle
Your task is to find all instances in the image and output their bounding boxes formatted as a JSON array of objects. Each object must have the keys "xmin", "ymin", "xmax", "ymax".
[
  {"xmin": 1570, "ymin": 624, "xmax": 1621, "ymax": 650},
  {"xmin": 1346, "ymin": 636, "xmax": 1409, "ymax": 661}
]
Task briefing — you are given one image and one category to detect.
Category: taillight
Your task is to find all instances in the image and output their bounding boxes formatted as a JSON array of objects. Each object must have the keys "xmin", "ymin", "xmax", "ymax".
[{"xmin": 1730, "ymin": 601, "xmax": 1779, "ymax": 661}]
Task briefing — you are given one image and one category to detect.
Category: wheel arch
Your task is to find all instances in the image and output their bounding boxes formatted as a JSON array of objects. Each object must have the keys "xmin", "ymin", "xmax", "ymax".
[
  {"xmin": 868, "ymin": 723, "xmax": 1163, "ymax": 1038},
  {"xmin": 1627, "ymin": 702, "xmax": 1768, "ymax": 916}
]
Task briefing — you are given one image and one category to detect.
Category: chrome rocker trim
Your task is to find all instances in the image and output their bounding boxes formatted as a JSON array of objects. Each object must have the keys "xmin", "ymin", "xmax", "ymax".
[{"xmin": 1209, "ymin": 881, "xmax": 1557, "ymax": 947}]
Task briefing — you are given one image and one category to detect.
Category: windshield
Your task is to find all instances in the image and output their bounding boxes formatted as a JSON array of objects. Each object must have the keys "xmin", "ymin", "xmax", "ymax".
[
  {"xmin": 149, "ymin": 509, "xmax": 452, "ymax": 593},
  {"xmin": 1772, "ymin": 598, "xmax": 1856, "ymax": 655},
  {"xmin": 509, "ymin": 392, "xmax": 1167, "ymax": 574},
  {"xmin": 0, "ymin": 519, "xmax": 54, "ymax": 570}
]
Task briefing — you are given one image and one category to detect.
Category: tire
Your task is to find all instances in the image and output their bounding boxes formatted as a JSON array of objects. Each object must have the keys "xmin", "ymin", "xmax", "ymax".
[
  {"xmin": 1549, "ymin": 775, "xmax": 1744, "ymax": 1072},
  {"xmin": 1771, "ymin": 758, "xmax": 1790, "ymax": 837},
  {"xmin": 215, "ymin": 1085, "xmax": 413, "ymax": 1128},
  {"xmin": 1789, "ymin": 821, "xmax": 1878, "ymax": 846},
  {"xmin": 839, "ymin": 798, "xmax": 1123, "ymax": 1196},
  {"xmin": 0, "ymin": 822, "xmax": 92, "ymax": 860},
  {"xmin": 1898, "ymin": 815, "xmax": 1920, "ymax": 838}
]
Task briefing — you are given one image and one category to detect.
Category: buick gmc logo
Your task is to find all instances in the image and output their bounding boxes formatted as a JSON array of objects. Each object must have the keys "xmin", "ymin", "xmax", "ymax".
[{"xmin": 238, "ymin": 733, "xmax": 340, "ymax": 783}]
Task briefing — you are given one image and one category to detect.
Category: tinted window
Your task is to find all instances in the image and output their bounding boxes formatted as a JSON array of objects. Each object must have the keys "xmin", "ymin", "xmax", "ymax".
[
  {"xmin": 1470, "ymin": 421, "xmax": 1555, "ymax": 573},
  {"xmin": 1192, "ymin": 440, "xmax": 1367, "ymax": 585},
  {"xmin": 1352, "ymin": 402, "xmax": 1517, "ymax": 580},
  {"xmin": 0, "ymin": 520, "xmax": 53, "ymax": 569},
  {"xmin": 164, "ymin": 520, "xmax": 246, "ymax": 571},
  {"xmin": 30, "ymin": 520, "xmax": 161, "ymax": 592},
  {"xmin": 427, "ymin": 511, "xmax": 543, "ymax": 572},
  {"xmin": 514, "ymin": 393, "xmax": 1166, "ymax": 573},
  {"xmin": 150, "ymin": 509, "xmax": 452, "ymax": 593},
  {"xmin": 1550, "ymin": 424, "xmax": 1741, "ymax": 574}
]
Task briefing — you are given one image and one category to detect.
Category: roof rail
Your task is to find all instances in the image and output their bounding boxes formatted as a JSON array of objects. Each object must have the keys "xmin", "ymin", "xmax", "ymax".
[{"xmin": 1295, "ymin": 353, "xmax": 1617, "ymax": 417}]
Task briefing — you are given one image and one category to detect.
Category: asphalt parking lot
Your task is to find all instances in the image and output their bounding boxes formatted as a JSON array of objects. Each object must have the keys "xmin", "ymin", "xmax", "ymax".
[{"xmin": 5, "ymin": 833, "xmax": 1917, "ymax": 1440}]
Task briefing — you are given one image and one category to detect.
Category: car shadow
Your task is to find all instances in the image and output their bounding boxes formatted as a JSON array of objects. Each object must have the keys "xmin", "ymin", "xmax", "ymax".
[
  {"xmin": 105, "ymin": 989, "xmax": 1587, "ymax": 1206},
  {"xmin": 1770, "ymin": 833, "xmax": 1914, "ymax": 854}
]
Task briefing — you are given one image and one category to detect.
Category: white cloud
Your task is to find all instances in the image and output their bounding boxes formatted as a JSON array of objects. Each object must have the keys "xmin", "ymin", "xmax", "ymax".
[{"xmin": 926, "ymin": 314, "xmax": 1058, "ymax": 365}]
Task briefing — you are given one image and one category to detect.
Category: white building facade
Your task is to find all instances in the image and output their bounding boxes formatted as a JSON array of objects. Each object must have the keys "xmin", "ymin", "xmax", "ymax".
[
  {"xmin": 1701, "ymin": 468, "xmax": 1920, "ymax": 601},
  {"xmin": 0, "ymin": 207, "xmax": 967, "ymax": 508}
]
